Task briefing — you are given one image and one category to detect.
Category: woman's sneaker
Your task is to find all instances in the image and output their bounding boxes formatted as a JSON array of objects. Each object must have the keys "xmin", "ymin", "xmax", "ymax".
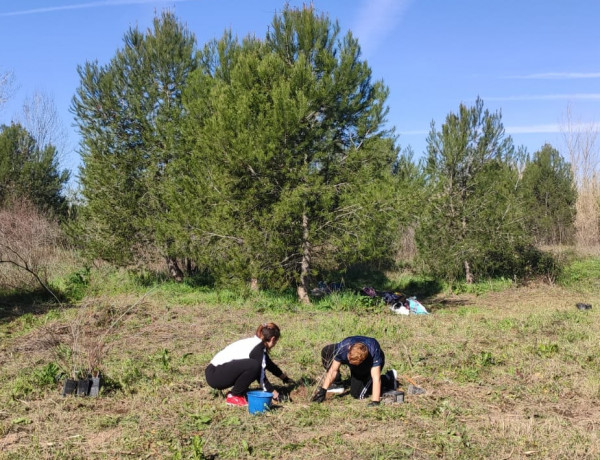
[{"xmin": 226, "ymin": 393, "xmax": 248, "ymax": 406}]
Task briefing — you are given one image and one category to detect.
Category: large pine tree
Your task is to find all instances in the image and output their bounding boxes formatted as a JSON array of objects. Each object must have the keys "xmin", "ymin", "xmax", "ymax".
[
  {"xmin": 172, "ymin": 6, "xmax": 398, "ymax": 301},
  {"xmin": 418, "ymin": 98, "xmax": 530, "ymax": 282},
  {"xmin": 72, "ymin": 11, "xmax": 197, "ymax": 272}
]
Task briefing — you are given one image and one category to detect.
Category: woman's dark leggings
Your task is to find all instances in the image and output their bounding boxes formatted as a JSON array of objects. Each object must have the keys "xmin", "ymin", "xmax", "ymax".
[
  {"xmin": 205, "ymin": 359, "xmax": 260, "ymax": 396},
  {"xmin": 321, "ymin": 344, "xmax": 386, "ymax": 399}
]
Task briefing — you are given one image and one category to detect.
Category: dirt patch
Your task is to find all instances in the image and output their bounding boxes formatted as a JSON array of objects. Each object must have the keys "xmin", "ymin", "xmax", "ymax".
[
  {"xmin": 85, "ymin": 427, "xmax": 122, "ymax": 451},
  {"xmin": 0, "ymin": 432, "xmax": 24, "ymax": 451}
]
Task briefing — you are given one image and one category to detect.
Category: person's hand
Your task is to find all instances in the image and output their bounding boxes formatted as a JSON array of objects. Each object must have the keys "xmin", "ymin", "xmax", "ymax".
[
  {"xmin": 272, "ymin": 390, "xmax": 279, "ymax": 401},
  {"xmin": 367, "ymin": 400, "xmax": 380, "ymax": 407},
  {"xmin": 312, "ymin": 387, "xmax": 327, "ymax": 403},
  {"xmin": 281, "ymin": 374, "xmax": 293, "ymax": 385}
]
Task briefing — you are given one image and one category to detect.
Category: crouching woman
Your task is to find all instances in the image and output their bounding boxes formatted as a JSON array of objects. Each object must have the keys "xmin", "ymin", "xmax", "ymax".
[
  {"xmin": 205, "ymin": 322, "xmax": 292, "ymax": 407},
  {"xmin": 312, "ymin": 336, "xmax": 397, "ymax": 406}
]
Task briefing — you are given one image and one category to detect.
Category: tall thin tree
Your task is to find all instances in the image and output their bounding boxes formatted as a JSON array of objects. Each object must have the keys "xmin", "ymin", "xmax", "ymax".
[
  {"xmin": 419, "ymin": 98, "xmax": 528, "ymax": 282},
  {"xmin": 72, "ymin": 11, "xmax": 197, "ymax": 274}
]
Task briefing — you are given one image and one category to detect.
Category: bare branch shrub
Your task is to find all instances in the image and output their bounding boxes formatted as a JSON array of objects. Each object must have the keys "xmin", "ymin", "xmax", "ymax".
[
  {"xmin": 561, "ymin": 105, "xmax": 600, "ymax": 248},
  {"xmin": 36, "ymin": 294, "xmax": 151, "ymax": 378},
  {"xmin": 38, "ymin": 306, "xmax": 104, "ymax": 378},
  {"xmin": 18, "ymin": 90, "xmax": 69, "ymax": 155},
  {"xmin": 0, "ymin": 198, "xmax": 63, "ymax": 301},
  {"xmin": 0, "ymin": 69, "xmax": 16, "ymax": 110}
]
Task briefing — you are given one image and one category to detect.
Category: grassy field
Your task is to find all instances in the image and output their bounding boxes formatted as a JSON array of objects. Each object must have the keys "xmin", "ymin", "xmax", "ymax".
[{"xmin": 1, "ymin": 262, "xmax": 600, "ymax": 459}]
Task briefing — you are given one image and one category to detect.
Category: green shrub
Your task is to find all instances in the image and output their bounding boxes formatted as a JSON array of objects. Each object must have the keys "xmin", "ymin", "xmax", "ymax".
[
  {"xmin": 31, "ymin": 362, "xmax": 61, "ymax": 387},
  {"xmin": 61, "ymin": 267, "xmax": 90, "ymax": 301}
]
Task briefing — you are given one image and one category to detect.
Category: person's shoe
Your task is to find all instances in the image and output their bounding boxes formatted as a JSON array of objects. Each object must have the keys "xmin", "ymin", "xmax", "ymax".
[
  {"xmin": 226, "ymin": 393, "xmax": 248, "ymax": 407},
  {"xmin": 385, "ymin": 369, "xmax": 398, "ymax": 390},
  {"xmin": 326, "ymin": 383, "xmax": 345, "ymax": 394}
]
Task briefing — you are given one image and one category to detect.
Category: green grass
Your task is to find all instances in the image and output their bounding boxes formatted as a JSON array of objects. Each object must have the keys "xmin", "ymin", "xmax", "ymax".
[
  {"xmin": 1, "ymin": 258, "xmax": 600, "ymax": 458},
  {"xmin": 558, "ymin": 256, "xmax": 600, "ymax": 292}
]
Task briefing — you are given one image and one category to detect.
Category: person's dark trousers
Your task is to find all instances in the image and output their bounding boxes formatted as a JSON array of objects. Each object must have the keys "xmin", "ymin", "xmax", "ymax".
[
  {"xmin": 348, "ymin": 351, "xmax": 386, "ymax": 399},
  {"xmin": 320, "ymin": 344, "xmax": 342, "ymax": 384},
  {"xmin": 205, "ymin": 359, "xmax": 261, "ymax": 396}
]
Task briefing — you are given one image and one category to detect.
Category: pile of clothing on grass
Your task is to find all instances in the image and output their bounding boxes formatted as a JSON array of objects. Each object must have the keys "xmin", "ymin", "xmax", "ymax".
[
  {"xmin": 360, "ymin": 287, "xmax": 429, "ymax": 315},
  {"xmin": 310, "ymin": 281, "xmax": 345, "ymax": 298}
]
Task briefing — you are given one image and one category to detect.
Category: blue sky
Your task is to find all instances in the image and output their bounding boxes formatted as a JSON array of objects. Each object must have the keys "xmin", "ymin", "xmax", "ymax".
[{"xmin": 1, "ymin": 0, "xmax": 599, "ymax": 183}]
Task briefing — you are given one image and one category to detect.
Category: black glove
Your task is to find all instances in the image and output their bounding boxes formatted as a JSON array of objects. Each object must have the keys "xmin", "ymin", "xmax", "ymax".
[
  {"xmin": 281, "ymin": 375, "xmax": 293, "ymax": 385},
  {"xmin": 312, "ymin": 387, "xmax": 327, "ymax": 403},
  {"xmin": 278, "ymin": 391, "xmax": 291, "ymax": 403},
  {"xmin": 367, "ymin": 400, "xmax": 380, "ymax": 407}
]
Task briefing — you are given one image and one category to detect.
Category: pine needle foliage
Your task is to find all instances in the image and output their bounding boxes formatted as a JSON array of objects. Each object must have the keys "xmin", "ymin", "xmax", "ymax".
[
  {"xmin": 170, "ymin": 6, "xmax": 399, "ymax": 299},
  {"xmin": 417, "ymin": 98, "xmax": 533, "ymax": 282},
  {"xmin": 0, "ymin": 123, "xmax": 69, "ymax": 216},
  {"xmin": 520, "ymin": 143, "xmax": 577, "ymax": 245},
  {"xmin": 72, "ymin": 11, "xmax": 198, "ymax": 267}
]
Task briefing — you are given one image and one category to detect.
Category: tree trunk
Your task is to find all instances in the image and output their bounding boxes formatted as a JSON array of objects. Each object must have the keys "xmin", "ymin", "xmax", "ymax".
[
  {"xmin": 297, "ymin": 212, "xmax": 311, "ymax": 304},
  {"xmin": 461, "ymin": 212, "xmax": 474, "ymax": 284},
  {"xmin": 166, "ymin": 256, "xmax": 183, "ymax": 282},
  {"xmin": 185, "ymin": 258, "xmax": 195, "ymax": 275},
  {"xmin": 464, "ymin": 260, "xmax": 473, "ymax": 284}
]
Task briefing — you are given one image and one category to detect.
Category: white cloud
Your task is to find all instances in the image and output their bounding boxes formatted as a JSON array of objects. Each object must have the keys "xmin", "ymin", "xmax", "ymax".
[
  {"xmin": 506, "ymin": 72, "xmax": 600, "ymax": 80},
  {"xmin": 352, "ymin": 0, "xmax": 413, "ymax": 56},
  {"xmin": 485, "ymin": 93, "xmax": 600, "ymax": 102},
  {"xmin": 506, "ymin": 122, "xmax": 597, "ymax": 134},
  {"xmin": 0, "ymin": 0, "xmax": 195, "ymax": 17},
  {"xmin": 505, "ymin": 124, "xmax": 560, "ymax": 134}
]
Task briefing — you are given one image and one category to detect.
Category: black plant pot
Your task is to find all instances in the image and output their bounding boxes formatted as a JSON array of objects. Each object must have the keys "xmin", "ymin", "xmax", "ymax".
[
  {"xmin": 89, "ymin": 375, "xmax": 103, "ymax": 397},
  {"xmin": 62, "ymin": 379, "xmax": 77, "ymax": 396},
  {"xmin": 77, "ymin": 378, "xmax": 91, "ymax": 396}
]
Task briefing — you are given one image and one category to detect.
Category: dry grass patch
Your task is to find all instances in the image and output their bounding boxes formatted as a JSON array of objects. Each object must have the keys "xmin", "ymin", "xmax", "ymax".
[{"xmin": 1, "ymin": 282, "xmax": 599, "ymax": 459}]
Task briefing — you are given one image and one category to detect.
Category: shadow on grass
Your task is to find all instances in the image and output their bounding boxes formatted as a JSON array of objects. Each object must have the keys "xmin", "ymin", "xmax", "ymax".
[
  {"xmin": 132, "ymin": 268, "xmax": 215, "ymax": 289},
  {"xmin": 342, "ymin": 263, "xmax": 390, "ymax": 291},
  {"xmin": 344, "ymin": 264, "xmax": 445, "ymax": 299},
  {"xmin": 0, "ymin": 288, "xmax": 61, "ymax": 325},
  {"xmin": 397, "ymin": 278, "xmax": 444, "ymax": 300},
  {"xmin": 423, "ymin": 296, "xmax": 469, "ymax": 313}
]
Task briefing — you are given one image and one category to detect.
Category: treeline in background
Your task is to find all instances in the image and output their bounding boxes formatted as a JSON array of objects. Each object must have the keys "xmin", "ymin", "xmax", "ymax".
[{"xmin": 1, "ymin": 6, "xmax": 598, "ymax": 303}]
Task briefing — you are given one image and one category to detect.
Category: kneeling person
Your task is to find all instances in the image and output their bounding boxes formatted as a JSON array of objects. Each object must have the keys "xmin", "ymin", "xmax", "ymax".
[{"xmin": 313, "ymin": 336, "xmax": 396, "ymax": 406}]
